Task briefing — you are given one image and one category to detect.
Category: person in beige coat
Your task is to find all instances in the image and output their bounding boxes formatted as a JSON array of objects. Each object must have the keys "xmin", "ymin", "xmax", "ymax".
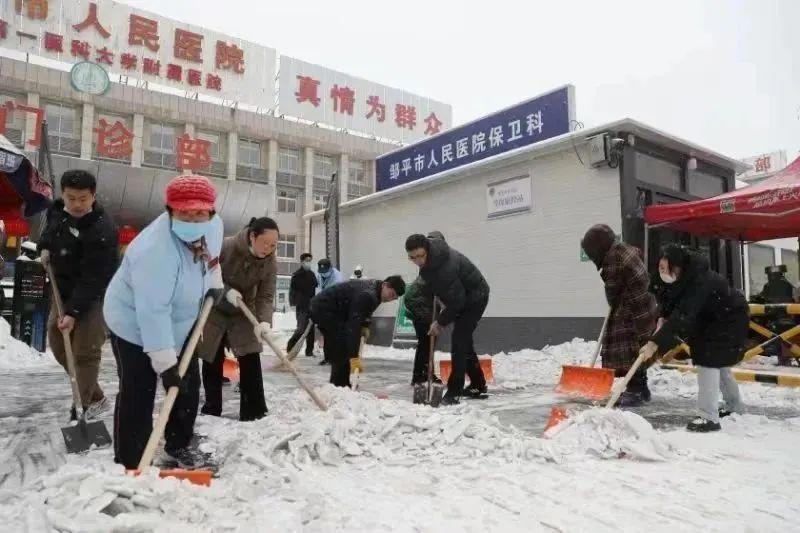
[{"xmin": 197, "ymin": 217, "xmax": 278, "ymax": 421}]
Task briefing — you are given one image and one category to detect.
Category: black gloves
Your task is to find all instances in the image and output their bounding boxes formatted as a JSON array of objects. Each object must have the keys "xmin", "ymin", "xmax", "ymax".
[{"xmin": 161, "ymin": 365, "xmax": 185, "ymax": 393}]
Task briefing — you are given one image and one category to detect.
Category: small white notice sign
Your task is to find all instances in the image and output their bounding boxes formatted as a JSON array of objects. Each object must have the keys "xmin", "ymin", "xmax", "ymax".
[{"xmin": 486, "ymin": 175, "xmax": 532, "ymax": 219}]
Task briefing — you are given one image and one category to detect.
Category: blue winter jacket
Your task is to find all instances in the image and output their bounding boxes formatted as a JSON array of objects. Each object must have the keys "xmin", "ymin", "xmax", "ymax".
[
  {"xmin": 316, "ymin": 268, "xmax": 344, "ymax": 294},
  {"xmin": 103, "ymin": 212, "xmax": 224, "ymax": 353}
]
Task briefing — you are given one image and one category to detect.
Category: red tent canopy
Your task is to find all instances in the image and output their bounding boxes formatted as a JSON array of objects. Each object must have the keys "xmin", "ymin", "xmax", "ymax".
[{"xmin": 644, "ymin": 156, "xmax": 800, "ymax": 241}]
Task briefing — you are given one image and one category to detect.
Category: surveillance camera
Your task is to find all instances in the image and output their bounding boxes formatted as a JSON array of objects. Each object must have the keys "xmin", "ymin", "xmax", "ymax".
[{"xmin": 610, "ymin": 137, "xmax": 626, "ymax": 147}]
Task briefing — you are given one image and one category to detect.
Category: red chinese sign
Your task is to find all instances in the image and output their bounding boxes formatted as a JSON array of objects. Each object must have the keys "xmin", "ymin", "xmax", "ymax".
[
  {"xmin": 72, "ymin": 2, "xmax": 110, "ymax": 39},
  {"xmin": 174, "ymin": 29, "xmax": 203, "ymax": 63},
  {"xmin": 366, "ymin": 95, "xmax": 386, "ymax": 123},
  {"xmin": 0, "ymin": 101, "xmax": 44, "ymax": 147},
  {"xmin": 15, "ymin": 0, "xmax": 48, "ymax": 20},
  {"xmin": 215, "ymin": 41, "xmax": 244, "ymax": 74},
  {"xmin": 754, "ymin": 155, "xmax": 772, "ymax": 173},
  {"xmin": 129, "ymin": 14, "xmax": 160, "ymax": 52},
  {"xmin": 94, "ymin": 119, "xmax": 134, "ymax": 158},
  {"xmin": 394, "ymin": 104, "xmax": 417, "ymax": 130},
  {"xmin": 295, "ymin": 76, "xmax": 321, "ymax": 107},
  {"xmin": 330, "ymin": 84, "xmax": 354, "ymax": 115},
  {"xmin": 424, "ymin": 112, "xmax": 443, "ymax": 136},
  {"xmin": 176, "ymin": 134, "xmax": 212, "ymax": 171}
]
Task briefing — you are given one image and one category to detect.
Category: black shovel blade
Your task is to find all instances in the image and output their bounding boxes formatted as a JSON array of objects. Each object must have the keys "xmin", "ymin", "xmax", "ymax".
[
  {"xmin": 428, "ymin": 383, "xmax": 444, "ymax": 408},
  {"xmin": 62, "ymin": 419, "xmax": 113, "ymax": 454},
  {"xmin": 412, "ymin": 383, "xmax": 426, "ymax": 404}
]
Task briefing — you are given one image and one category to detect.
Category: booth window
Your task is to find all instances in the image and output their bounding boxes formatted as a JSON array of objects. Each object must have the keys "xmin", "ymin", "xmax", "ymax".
[
  {"xmin": 749, "ymin": 244, "xmax": 776, "ymax": 295},
  {"xmin": 636, "ymin": 153, "xmax": 681, "ymax": 191},
  {"xmin": 687, "ymin": 170, "xmax": 725, "ymax": 198},
  {"xmin": 782, "ymin": 248, "xmax": 799, "ymax": 287}
]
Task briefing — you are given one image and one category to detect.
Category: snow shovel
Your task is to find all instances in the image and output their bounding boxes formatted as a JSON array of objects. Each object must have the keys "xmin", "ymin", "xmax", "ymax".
[
  {"xmin": 287, "ymin": 320, "xmax": 314, "ymax": 362},
  {"xmin": 132, "ymin": 296, "xmax": 215, "ymax": 487},
  {"xmin": 414, "ymin": 300, "xmax": 444, "ymax": 407},
  {"xmin": 554, "ymin": 310, "xmax": 615, "ymax": 401},
  {"xmin": 234, "ymin": 297, "xmax": 327, "ymax": 411},
  {"xmin": 46, "ymin": 264, "xmax": 112, "ymax": 454}
]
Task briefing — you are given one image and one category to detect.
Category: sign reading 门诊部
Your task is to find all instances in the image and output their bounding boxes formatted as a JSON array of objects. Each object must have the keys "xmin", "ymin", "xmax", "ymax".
[
  {"xmin": 375, "ymin": 85, "xmax": 574, "ymax": 192},
  {"xmin": 278, "ymin": 56, "xmax": 452, "ymax": 144},
  {"xmin": 0, "ymin": 0, "xmax": 276, "ymax": 108}
]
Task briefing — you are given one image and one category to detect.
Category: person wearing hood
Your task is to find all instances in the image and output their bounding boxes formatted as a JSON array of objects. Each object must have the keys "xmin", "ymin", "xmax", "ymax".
[
  {"xmin": 38, "ymin": 170, "xmax": 119, "ymax": 422},
  {"xmin": 350, "ymin": 265, "xmax": 364, "ymax": 279},
  {"xmin": 103, "ymin": 175, "xmax": 226, "ymax": 469},
  {"xmin": 317, "ymin": 258, "xmax": 344, "ymax": 293},
  {"xmin": 197, "ymin": 217, "xmax": 278, "ymax": 421},
  {"xmin": 641, "ymin": 243, "xmax": 748, "ymax": 432},
  {"xmin": 310, "ymin": 276, "xmax": 406, "ymax": 387},
  {"xmin": 581, "ymin": 224, "xmax": 657, "ymax": 406},
  {"xmin": 405, "ymin": 233, "xmax": 490, "ymax": 405},
  {"xmin": 287, "ymin": 253, "xmax": 318, "ymax": 358}
]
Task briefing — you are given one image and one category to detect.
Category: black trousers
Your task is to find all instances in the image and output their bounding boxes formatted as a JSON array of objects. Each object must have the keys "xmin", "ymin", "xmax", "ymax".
[
  {"xmin": 412, "ymin": 319, "xmax": 434, "ymax": 384},
  {"xmin": 447, "ymin": 298, "xmax": 488, "ymax": 396},
  {"xmin": 201, "ymin": 334, "xmax": 267, "ymax": 421},
  {"xmin": 287, "ymin": 306, "xmax": 315, "ymax": 356},
  {"xmin": 315, "ymin": 314, "xmax": 351, "ymax": 387},
  {"xmin": 110, "ymin": 333, "xmax": 199, "ymax": 470}
]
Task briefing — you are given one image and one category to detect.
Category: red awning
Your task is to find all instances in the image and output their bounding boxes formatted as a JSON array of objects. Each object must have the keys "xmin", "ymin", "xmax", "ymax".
[{"xmin": 644, "ymin": 156, "xmax": 800, "ymax": 241}]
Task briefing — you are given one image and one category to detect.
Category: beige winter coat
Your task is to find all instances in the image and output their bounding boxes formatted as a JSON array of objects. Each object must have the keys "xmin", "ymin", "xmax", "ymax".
[{"xmin": 197, "ymin": 228, "xmax": 276, "ymax": 361}]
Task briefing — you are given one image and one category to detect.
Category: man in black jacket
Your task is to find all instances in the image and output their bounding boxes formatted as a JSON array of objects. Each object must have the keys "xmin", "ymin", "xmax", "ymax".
[
  {"xmin": 405, "ymin": 234, "xmax": 490, "ymax": 405},
  {"xmin": 38, "ymin": 170, "xmax": 118, "ymax": 421},
  {"xmin": 287, "ymin": 252, "xmax": 318, "ymax": 357},
  {"xmin": 310, "ymin": 276, "xmax": 405, "ymax": 387}
]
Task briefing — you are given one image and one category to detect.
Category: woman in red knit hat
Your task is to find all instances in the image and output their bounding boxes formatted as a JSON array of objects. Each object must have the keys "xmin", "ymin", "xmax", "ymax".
[{"xmin": 104, "ymin": 174, "xmax": 231, "ymax": 469}]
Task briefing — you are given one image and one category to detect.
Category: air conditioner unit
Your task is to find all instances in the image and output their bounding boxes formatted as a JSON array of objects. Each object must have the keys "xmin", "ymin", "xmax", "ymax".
[{"xmin": 587, "ymin": 134, "xmax": 610, "ymax": 168}]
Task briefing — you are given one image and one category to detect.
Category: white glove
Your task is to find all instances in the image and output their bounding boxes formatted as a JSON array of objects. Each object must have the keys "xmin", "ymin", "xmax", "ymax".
[
  {"xmin": 148, "ymin": 348, "xmax": 177, "ymax": 374},
  {"xmin": 39, "ymin": 249, "xmax": 50, "ymax": 266},
  {"xmin": 254, "ymin": 321, "xmax": 272, "ymax": 342},
  {"xmin": 226, "ymin": 287, "xmax": 243, "ymax": 307}
]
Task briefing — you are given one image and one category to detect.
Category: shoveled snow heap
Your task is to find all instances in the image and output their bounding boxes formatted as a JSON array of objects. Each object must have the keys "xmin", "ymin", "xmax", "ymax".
[{"xmin": 0, "ymin": 317, "xmax": 51, "ymax": 369}]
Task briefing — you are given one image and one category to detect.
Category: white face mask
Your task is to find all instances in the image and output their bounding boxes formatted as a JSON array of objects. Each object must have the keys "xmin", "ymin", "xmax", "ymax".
[{"xmin": 660, "ymin": 271, "xmax": 677, "ymax": 284}]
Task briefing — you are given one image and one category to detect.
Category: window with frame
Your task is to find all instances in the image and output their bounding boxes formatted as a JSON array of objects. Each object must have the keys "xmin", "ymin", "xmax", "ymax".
[
  {"xmin": 144, "ymin": 122, "xmax": 177, "ymax": 168},
  {"xmin": 0, "ymin": 93, "xmax": 26, "ymax": 147},
  {"xmin": 277, "ymin": 189, "xmax": 297, "ymax": 213},
  {"xmin": 349, "ymin": 159, "xmax": 367, "ymax": 184},
  {"xmin": 782, "ymin": 249, "xmax": 799, "ymax": 287},
  {"xmin": 45, "ymin": 102, "xmax": 81, "ymax": 155},
  {"xmin": 313, "ymin": 191, "xmax": 327, "ymax": 211},
  {"xmin": 277, "ymin": 234, "xmax": 296, "ymax": 260},
  {"xmin": 314, "ymin": 152, "xmax": 336, "ymax": 178},
  {"xmin": 749, "ymin": 244, "xmax": 776, "ymax": 296},
  {"xmin": 196, "ymin": 130, "xmax": 227, "ymax": 162},
  {"xmin": 238, "ymin": 138, "xmax": 262, "ymax": 168},
  {"xmin": 278, "ymin": 146, "xmax": 301, "ymax": 174},
  {"xmin": 635, "ymin": 152, "xmax": 681, "ymax": 191},
  {"xmin": 687, "ymin": 170, "xmax": 725, "ymax": 198}
]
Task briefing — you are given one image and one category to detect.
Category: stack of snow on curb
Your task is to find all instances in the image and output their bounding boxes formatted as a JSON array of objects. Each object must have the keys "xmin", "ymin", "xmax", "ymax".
[{"xmin": 0, "ymin": 317, "xmax": 50, "ymax": 369}]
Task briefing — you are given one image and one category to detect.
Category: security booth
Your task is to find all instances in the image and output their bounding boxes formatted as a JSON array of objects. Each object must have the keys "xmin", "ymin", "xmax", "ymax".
[
  {"xmin": 305, "ymin": 86, "xmax": 747, "ymax": 353},
  {"xmin": 645, "ymin": 156, "xmax": 800, "ymax": 370}
]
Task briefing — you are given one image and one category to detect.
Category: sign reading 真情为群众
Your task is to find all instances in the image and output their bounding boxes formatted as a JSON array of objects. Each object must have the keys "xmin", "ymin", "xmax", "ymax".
[
  {"xmin": 376, "ymin": 85, "xmax": 575, "ymax": 192},
  {"xmin": 486, "ymin": 175, "xmax": 532, "ymax": 219},
  {"xmin": 1, "ymin": 0, "xmax": 276, "ymax": 108}
]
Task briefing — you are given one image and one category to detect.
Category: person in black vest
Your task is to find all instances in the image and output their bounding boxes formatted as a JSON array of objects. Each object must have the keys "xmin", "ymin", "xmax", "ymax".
[
  {"xmin": 38, "ymin": 170, "xmax": 119, "ymax": 421},
  {"xmin": 287, "ymin": 253, "xmax": 318, "ymax": 357},
  {"xmin": 310, "ymin": 277, "xmax": 405, "ymax": 387},
  {"xmin": 405, "ymin": 234, "xmax": 490, "ymax": 405}
]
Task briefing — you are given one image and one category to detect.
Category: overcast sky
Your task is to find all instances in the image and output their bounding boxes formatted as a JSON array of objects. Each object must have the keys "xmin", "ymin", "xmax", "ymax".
[{"xmin": 128, "ymin": 0, "xmax": 799, "ymax": 162}]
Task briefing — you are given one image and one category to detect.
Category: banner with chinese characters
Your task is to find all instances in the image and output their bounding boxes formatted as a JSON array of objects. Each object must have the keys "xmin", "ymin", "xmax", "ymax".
[
  {"xmin": 278, "ymin": 55, "xmax": 451, "ymax": 144},
  {"xmin": 375, "ymin": 85, "xmax": 575, "ymax": 192},
  {"xmin": 0, "ymin": 0, "xmax": 276, "ymax": 108},
  {"xmin": 740, "ymin": 150, "xmax": 788, "ymax": 182}
]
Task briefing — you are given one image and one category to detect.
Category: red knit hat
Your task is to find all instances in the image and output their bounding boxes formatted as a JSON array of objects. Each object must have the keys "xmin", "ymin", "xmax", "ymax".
[{"xmin": 165, "ymin": 175, "xmax": 217, "ymax": 211}]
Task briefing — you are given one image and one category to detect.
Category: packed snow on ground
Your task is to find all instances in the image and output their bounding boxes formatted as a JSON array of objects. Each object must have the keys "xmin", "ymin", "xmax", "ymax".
[
  {"xmin": 0, "ymin": 318, "xmax": 53, "ymax": 370},
  {"xmin": 2, "ymin": 312, "xmax": 800, "ymax": 531}
]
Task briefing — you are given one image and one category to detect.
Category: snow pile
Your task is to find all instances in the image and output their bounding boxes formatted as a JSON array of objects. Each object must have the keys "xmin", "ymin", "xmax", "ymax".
[
  {"xmin": 492, "ymin": 338, "xmax": 596, "ymax": 389},
  {"xmin": 546, "ymin": 408, "xmax": 673, "ymax": 461},
  {"xmin": 0, "ymin": 317, "xmax": 51, "ymax": 369},
  {"xmin": 203, "ymin": 385, "xmax": 561, "ymax": 470}
]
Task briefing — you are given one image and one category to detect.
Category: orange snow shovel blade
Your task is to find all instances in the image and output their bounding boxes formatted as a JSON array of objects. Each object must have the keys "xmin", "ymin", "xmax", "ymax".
[
  {"xmin": 127, "ymin": 468, "xmax": 213, "ymax": 487},
  {"xmin": 439, "ymin": 358, "xmax": 495, "ymax": 384},
  {"xmin": 222, "ymin": 357, "xmax": 239, "ymax": 381},
  {"xmin": 543, "ymin": 406, "xmax": 569, "ymax": 433},
  {"xmin": 554, "ymin": 365, "xmax": 615, "ymax": 401}
]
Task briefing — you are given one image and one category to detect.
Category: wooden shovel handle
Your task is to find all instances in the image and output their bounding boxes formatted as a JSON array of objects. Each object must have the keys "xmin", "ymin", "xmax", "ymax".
[{"xmin": 45, "ymin": 264, "xmax": 84, "ymax": 415}]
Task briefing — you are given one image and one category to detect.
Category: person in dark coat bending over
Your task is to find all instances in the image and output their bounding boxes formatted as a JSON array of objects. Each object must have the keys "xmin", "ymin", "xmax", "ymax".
[
  {"xmin": 641, "ymin": 244, "xmax": 748, "ymax": 432},
  {"xmin": 405, "ymin": 233, "xmax": 490, "ymax": 405},
  {"xmin": 581, "ymin": 224, "xmax": 657, "ymax": 406},
  {"xmin": 310, "ymin": 276, "xmax": 406, "ymax": 387}
]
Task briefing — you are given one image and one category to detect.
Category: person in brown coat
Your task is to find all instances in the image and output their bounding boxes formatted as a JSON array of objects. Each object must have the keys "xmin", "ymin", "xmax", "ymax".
[
  {"xmin": 581, "ymin": 224, "xmax": 657, "ymax": 407},
  {"xmin": 197, "ymin": 217, "xmax": 278, "ymax": 421}
]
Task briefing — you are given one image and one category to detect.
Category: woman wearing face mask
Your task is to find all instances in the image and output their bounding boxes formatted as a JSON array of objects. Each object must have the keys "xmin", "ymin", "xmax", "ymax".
[
  {"xmin": 103, "ymin": 175, "xmax": 226, "ymax": 468},
  {"xmin": 640, "ymin": 243, "xmax": 749, "ymax": 432},
  {"xmin": 197, "ymin": 217, "xmax": 278, "ymax": 421}
]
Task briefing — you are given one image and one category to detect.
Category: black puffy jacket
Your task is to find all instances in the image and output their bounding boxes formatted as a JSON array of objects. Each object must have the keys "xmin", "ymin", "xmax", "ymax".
[
  {"xmin": 419, "ymin": 238, "xmax": 489, "ymax": 326},
  {"xmin": 38, "ymin": 200, "xmax": 118, "ymax": 319},
  {"xmin": 310, "ymin": 279, "xmax": 382, "ymax": 358},
  {"xmin": 651, "ymin": 252, "xmax": 749, "ymax": 368},
  {"xmin": 290, "ymin": 267, "xmax": 318, "ymax": 309}
]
